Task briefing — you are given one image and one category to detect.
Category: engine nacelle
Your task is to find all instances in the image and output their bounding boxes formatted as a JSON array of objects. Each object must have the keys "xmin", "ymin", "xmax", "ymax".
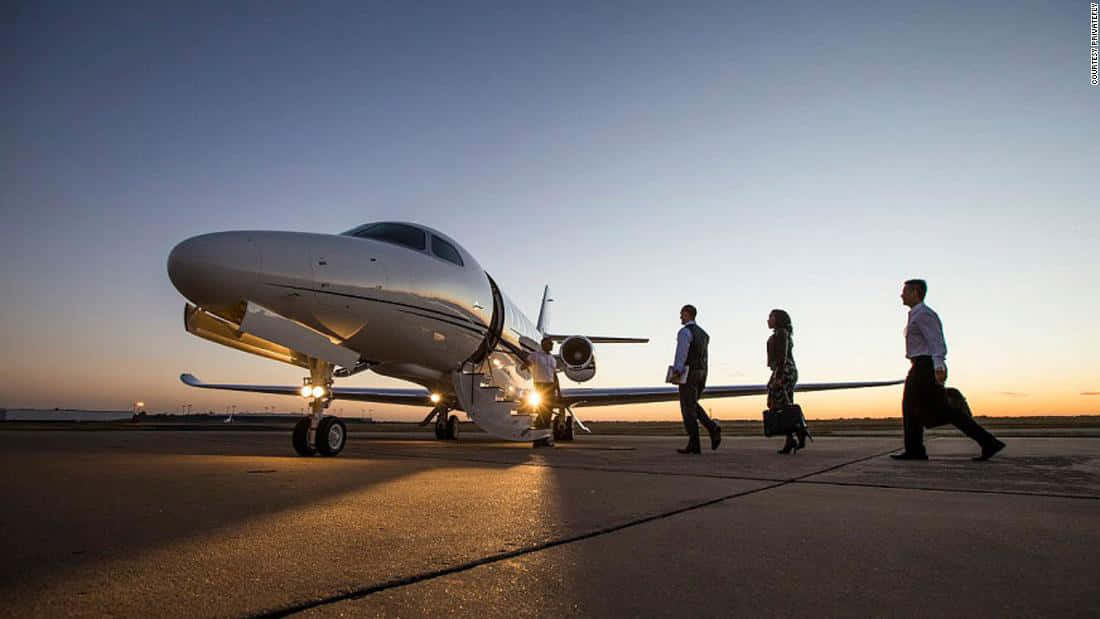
[{"xmin": 558, "ymin": 336, "xmax": 596, "ymax": 382}]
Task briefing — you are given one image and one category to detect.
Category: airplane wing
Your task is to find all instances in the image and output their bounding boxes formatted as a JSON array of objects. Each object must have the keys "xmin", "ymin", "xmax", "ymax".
[
  {"xmin": 180, "ymin": 374, "xmax": 433, "ymax": 406},
  {"xmin": 559, "ymin": 379, "xmax": 903, "ymax": 407}
]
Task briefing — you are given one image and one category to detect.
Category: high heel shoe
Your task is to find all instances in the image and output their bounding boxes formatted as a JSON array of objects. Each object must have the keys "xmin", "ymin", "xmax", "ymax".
[
  {"xmin": 778, "ymin": 435, "xmax": 797, "ymax": 454},
  {"xmin": 797, "ymin": 428, "xmax": 813, "ymax": 449}
]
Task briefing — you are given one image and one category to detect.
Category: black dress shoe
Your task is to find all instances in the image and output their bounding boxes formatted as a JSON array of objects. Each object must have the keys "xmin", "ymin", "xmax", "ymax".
[
  {"xmin": 709, "ymin": 425, "xmax": 722, "ymax": 450},
  {"xmin": 973, "ymin": 440, "xmax": 1006, "ymax": 461},
  {"xmin": 890, "ymin": 452, "xmax": 929, "ymax": 461},
  {"xmin": 677, "ymin": 443, "xmax": 701, "ymax": 454}
]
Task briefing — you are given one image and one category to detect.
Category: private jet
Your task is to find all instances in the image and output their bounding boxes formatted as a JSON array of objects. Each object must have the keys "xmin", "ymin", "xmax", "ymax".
[{"xmin": 167, "ymin": 221, "xmax": 900, "ymax": 456}]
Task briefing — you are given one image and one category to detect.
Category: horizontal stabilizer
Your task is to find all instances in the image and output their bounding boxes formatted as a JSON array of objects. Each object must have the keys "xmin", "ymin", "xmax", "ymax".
[{"xmin": 546, "ymin": 334, "xmax": 649, "ymax": 344}]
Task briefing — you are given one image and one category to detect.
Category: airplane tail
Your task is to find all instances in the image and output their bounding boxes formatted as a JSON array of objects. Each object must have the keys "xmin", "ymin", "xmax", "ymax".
[{"xmin": 536, "ymin": 285, "xmax": 552, "ymax": 334}]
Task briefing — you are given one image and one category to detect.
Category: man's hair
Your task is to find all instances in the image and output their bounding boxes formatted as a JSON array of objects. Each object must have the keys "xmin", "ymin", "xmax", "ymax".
[
  {"xmin": 681, "ymin": 304, "xmax": 697, "ymax": 319},
  {"xmin": 904, "ymin": 279, "xmax": 928, "ymax": 300},
  {"xmin": 540, "ymin": 336, "xmax": 553, "ymax": 351}
]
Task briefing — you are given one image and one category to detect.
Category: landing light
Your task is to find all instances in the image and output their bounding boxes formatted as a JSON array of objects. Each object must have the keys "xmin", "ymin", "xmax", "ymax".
[
  {"xmin": 430, "ymin": 393, "xmax": 442, "ymax": 404},
  {"xmin": 526, "ymin": 391, "xmax": 542, "ymax": 408},
  {"xmin": 311, "ymin": 386, "xmax": 326, "ymax": 399},
  {"xmin": 300, "ymin": 386, "xmax": 313, "ymax": 398}
]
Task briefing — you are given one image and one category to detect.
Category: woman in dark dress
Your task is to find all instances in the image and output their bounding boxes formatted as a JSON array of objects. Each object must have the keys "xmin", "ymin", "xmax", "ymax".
[{"xmin": 767, "ymin": 309, "xmax": 807, "ymax": 454}]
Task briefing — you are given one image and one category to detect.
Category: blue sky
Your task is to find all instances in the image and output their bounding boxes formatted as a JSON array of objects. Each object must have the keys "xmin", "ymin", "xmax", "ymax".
[{"xmin": 2, "ymin": 2, "xmax": 1097, "ymax": 418}]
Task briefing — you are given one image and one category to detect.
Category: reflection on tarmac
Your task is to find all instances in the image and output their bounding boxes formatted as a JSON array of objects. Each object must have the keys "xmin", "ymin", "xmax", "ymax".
[{"xmin": 0, "ymin": 429, "xmax": 1097, "ymax": 617}]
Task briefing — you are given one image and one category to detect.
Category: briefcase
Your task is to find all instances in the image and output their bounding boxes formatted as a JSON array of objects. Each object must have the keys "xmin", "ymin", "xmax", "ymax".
[
  {"xmin": 762, "ymin": 404, "xmax": 807, "ymax": 437},
  {"xmin": 923, "ymin": 387, "xmax": 970, "ymax": 429}
]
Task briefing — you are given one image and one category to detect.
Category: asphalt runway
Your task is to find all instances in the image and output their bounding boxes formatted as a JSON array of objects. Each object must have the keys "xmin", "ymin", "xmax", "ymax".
[{"xmin": 1, "ymin": 428, "xmax": 1097, "ymax": 617}]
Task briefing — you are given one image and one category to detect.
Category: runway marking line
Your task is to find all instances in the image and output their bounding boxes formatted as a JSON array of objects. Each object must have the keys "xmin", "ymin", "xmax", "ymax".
[{"xmin": 250, "ymin": 446, "xmax": 904, "ymax": 618}]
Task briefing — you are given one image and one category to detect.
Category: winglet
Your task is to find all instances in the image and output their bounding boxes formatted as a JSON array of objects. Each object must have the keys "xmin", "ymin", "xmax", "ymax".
[{"xmin": 180, "ymin": 373, "xmax": 201, "ymax": 386}]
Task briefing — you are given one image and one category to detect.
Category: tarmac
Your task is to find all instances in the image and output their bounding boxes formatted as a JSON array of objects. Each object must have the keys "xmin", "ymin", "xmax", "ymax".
[{"xmin": 1, "ymin": 427, "xmax": 1097, "ymax": 618}]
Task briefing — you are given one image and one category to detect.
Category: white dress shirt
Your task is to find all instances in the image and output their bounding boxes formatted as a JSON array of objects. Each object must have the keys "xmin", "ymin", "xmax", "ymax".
[
  {"xmin": 527, "ymin": 350, "xmax": 557, "ymax": 383},
  {"xmin": 905, "ymin": 302, "xmax": 947, "ymax": 371},
  {"xmin": 673, "ymin": 321, "xmax": 696, "ymax": 372}
]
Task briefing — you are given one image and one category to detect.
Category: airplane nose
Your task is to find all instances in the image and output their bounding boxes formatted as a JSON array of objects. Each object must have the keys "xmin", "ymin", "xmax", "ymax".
[{"xmin": 167, "ymin": 232, "xmax": 260, "ymax": 318}]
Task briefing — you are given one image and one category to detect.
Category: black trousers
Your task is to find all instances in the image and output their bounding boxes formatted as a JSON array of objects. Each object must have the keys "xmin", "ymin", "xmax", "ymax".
[
  {"xmin": 533, "ymin": 380, "xmax": 558, "ymax": 429},
  {"xmin": 679, "ymin": 370, "xmax": 718, "ymax": 443},
  {"xmin": 902, "ymin": 356, "xmax": 997, "ymax": 455}
]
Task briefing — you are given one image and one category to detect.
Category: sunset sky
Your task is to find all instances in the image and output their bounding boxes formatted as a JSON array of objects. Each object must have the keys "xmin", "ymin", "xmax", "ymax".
[{"xmin": 3, "ymin": 2, "xmax": 1097, "ymax": 420}]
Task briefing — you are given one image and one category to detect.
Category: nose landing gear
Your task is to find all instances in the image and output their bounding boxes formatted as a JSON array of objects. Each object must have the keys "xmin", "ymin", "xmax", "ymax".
[{"xmin": 292, "ymin": 359, "xmax": 347, "ymax": 456}]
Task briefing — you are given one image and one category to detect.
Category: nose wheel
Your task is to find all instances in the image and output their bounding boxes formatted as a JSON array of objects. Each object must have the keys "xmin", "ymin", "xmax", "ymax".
[
  {"xmin": 292, "ymin": 415, "xmax": 347, "ymax": 456},
  {"xmin": 292, "ymin": 417, "xmax": 315, "ymax": 456},
  {"xmin": 316, "ymin": 416, "xmax": 347, "ymax": 455}
]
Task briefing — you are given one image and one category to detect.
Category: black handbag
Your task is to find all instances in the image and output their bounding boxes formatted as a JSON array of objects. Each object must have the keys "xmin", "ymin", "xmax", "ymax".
[{"xmin": 762, "ymin": 404, "xmax": 807, "ymax": 437}]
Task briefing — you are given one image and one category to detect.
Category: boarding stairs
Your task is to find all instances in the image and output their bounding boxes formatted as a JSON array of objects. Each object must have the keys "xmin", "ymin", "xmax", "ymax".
[{"xmin": 453, "ymin": 360, "xmax": 550, "ymax": 441}]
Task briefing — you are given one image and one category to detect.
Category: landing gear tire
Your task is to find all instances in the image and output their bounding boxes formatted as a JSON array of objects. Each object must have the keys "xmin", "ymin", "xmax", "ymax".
[
  {"xmin": 553, "ymin": 415, "xmax": 575, "ymax": 442},
  {"xmin": 316, "ymin": 416, "xmax": 347, "ymax": 456},
  {"xmin": 292, "ymin": 417, "xmax": 316, "ymax": 456},
  {"xmin": 445, "ymin": 414, "xmax": 460, "ymax": 440},
  {"xmin": 434, "ymin": 423, "xmax": 445, "ymax": 440}
]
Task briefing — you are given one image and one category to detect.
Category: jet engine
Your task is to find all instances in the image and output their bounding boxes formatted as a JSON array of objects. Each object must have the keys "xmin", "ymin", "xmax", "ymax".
[{"xmin": 558, "ymin": 336, "xmax": 596, "ymax": 382}]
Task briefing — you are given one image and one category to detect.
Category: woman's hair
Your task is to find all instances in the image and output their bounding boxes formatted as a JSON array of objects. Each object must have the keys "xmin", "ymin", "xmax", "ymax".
[{"xmin": 770, "ymin": 309, "xmax": 793, "ymax": 334}]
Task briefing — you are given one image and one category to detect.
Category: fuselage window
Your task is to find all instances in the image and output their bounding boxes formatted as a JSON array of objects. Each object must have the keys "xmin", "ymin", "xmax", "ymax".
[
  {"xmin": 354, "ymin": 223, "xmax": 426, "ymax": 251},
  {"xmin": 431, "ymin": 235, "xmax": 464, "ymax": 266}
]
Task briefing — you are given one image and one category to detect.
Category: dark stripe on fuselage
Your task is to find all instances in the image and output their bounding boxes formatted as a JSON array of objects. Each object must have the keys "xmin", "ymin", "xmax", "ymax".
[
  {"xmin": 392, "ymin": 308, "xmax": 527, "ymax": 357},
  {"xmin": 265, "ymin": 282, "xmax": 529, "ymax": 359},
  {"xmin": 265, "ymin": 283, "xmax": 488, "ymax": 329},
  {"xmin": 395, "ymin": 309, "xmax": 488, "ymax": 337}
]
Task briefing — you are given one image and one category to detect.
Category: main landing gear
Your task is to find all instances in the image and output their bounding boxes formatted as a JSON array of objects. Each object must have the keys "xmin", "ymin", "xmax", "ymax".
[
  {"xmin": 422, "ymin": 405, "xmax": 460, "ymax": 440},
  {"xmin": 552, "ymin": 411, "xmax": 575, "ymax": 442},
  {"xmin": 292, "ymin": 360, "xmax": 348, "ymax": 457},
  {"xmin": 436, "ymin": 413, "xmax": 460, "ymax": 441}
]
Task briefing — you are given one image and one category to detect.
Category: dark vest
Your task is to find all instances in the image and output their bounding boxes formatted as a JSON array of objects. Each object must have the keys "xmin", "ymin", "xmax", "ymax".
[{"xmin": 685, "ymin": 323, "xmax": 709, "ymax": 373}]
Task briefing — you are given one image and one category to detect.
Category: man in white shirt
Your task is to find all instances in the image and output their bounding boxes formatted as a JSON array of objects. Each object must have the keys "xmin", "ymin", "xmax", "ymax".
[
  {"xmin": 669, "ymin": 304, "xmax": 721, "ymax": 454},
  {"xmin": 893, "ymin": 279, "xmax": 1005, "ymax": 461}
]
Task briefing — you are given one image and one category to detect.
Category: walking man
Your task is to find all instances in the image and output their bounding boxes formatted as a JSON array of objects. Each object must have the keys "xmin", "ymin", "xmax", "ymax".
[
  {"xmin": 893, "ymin": 279, "xmax": 1005, "ymax": 461},
  {"xmin": 669, "ymin": 304, "xmax": 721, "ymax": 454}
]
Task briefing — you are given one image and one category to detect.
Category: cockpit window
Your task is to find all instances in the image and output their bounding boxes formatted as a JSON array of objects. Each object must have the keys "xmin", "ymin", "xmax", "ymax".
[
  {"xmin": 353, "ymin": 223, "xmax": 426, "ymax": 251},
  {"xmin": 431, "ymin": 235, "xmax": 464, "ymax": 266}
]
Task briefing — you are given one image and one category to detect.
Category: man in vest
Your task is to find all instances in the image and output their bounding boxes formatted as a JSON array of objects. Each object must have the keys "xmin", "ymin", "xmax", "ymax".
[{"xmin": 669, "ymin": 304, "xmax": 721, "ymax": 454}]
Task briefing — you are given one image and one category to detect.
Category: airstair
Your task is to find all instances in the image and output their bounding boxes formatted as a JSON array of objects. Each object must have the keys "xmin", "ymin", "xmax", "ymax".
[{"xmin": 452, "ymin": 359, "xmax": 550, "ymax": 441}]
